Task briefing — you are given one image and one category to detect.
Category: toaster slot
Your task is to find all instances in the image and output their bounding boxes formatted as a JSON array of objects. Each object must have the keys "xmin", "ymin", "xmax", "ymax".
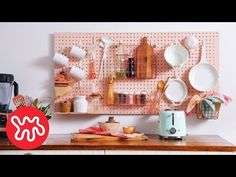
[{"xmin": 172, "ymin": 113, "xmax": 175, "ymax": 126}]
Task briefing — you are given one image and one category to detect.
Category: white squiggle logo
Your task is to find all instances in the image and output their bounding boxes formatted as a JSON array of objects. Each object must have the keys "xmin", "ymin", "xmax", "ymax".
[{"xmin": 11, "ymin": 116, "xmax": 45, "ymax": 142}]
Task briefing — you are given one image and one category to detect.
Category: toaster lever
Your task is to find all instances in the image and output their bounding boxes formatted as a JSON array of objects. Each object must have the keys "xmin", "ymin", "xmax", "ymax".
[{"xmin": 172, "ymin": 113, "xmax": 175, "ymax": 125}]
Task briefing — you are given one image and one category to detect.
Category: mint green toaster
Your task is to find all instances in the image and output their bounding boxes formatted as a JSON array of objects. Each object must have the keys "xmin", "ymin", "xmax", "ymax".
[{"xmin": 157, "ymin": 109, "xmax": 186, "ymax": 139}]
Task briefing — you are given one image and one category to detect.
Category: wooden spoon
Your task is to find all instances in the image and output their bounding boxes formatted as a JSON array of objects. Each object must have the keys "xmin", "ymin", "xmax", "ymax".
[
  {"xmin": 157, "ymin": 80, "xmax": 165, "ymax": 97},
  {"xmin": 155, "ymin": 80, "xmax": 165, "ymax": 113}
]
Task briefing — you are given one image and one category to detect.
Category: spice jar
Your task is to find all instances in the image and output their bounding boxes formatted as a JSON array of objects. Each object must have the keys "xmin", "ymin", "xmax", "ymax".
[
  {"xmin": 128, "ymin": 92, "xmax": 134, "ymax": 105},
  {"xmin": 126, "ymin": 58, "xmax": 135, "ymax": 78},
  {"xmin": 140, "ymin": 91, "xmax": 147, "ymax": 105},
  {"xmin": 114, "ymin": 92, "xmax": 118, "ymax": 105},
  {"xmin": 117, "ymin": 92, "xmax": 122, "ymax": 105},
  {"xmin": 134, "ymin": 92, "xmax": 141, "ymax": 105},
  {"xmin": 122, "ymin": 91, "xmax": 128, "ymax": 105}
]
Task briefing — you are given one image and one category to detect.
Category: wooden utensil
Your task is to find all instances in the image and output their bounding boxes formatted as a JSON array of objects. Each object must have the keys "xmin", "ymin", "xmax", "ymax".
[
  {"xmin": 55, "ymin": 86, "xmax": 73, "ymax": 98},
  {"xmin": 71, "ymin": 133, "xmax": 148, "ymax": 142},
  {"xmin": 106, "ymin": 75, "xmax": 115, "ymax": 105},
  {"xmin": 155, "ymin": 80, "xmax": 165, "ymax": 114},
  {"xmin": 136, "ymin": 37, "xmax": 154, "ymax": 79},
  {"xmin": 13, "ymin": 95, "xmax": 26, "ymax": 108}
]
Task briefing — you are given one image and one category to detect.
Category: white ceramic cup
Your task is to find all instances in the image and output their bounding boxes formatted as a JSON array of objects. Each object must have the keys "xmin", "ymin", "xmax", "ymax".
[
  {"xmin": 69, "ymin": 66, "xmax": 86, "ymax": 80},
  {"xmin": 70, "ymin": 46, "xmax": 86, "ymax": 60},
  {"xmin": 53, "ymin": 52, "xmax": 69, "ymax": 66}
]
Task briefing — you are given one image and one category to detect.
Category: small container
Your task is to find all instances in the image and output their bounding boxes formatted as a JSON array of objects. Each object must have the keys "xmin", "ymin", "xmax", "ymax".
[
  {"xmin": 134, "ymin": 92, "xmax": 141, "ymax": 105},
  {"xmin": 122, "ymin": 91, "xmax": 128, "ymax": 105},
  {"xmin": 60, "ymin": 101, "xmax": 72, "ymax": 112},
  {"xmin": 123, "ymin": 126, "xmax": 136, "ymax": 134},
  {"xmin": 115, "ymin": 43, "xmax": 126, "ymax": 78},
  {"xmin": 126, "ymin": 58, "xmax": 136, "ymax": 78},
  {"xmin": 140, "ymin": 90, "xmax": 147, "ymax": 105},
  {"xmin": 98, "ymin": 117, "xmax": 120, "ymax": 133},
  {"xmin": 117, "ymin": 92, "xmax": 122, "ymax": 105},
  {"xmin": 128, "ymin": 92, "xmax": 134, "ymax": 105},
  {"xmin": 74, "ymin": 96, "xmax": 88, "ymax": 113},
  {"xmin": 114, "ymin": 92, "xmax": 118, "ymax": 105}
]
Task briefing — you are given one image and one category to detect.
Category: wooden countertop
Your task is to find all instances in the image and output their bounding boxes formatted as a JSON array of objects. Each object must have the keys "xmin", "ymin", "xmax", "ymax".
[{"xmin": 0, "ymin": 134, "xmax": 236, "ymax": 151}]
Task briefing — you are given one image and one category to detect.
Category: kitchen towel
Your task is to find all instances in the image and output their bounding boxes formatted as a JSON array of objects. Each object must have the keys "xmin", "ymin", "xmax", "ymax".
[{"xmin": 79, "ymin": 126, "xmax": 144, "ymax": 138}]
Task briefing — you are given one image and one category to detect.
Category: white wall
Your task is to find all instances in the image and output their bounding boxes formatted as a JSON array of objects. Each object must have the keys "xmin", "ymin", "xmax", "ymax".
[{"xmin": 1, "ymin": 22, "xmax": 235, "ymax": 145}]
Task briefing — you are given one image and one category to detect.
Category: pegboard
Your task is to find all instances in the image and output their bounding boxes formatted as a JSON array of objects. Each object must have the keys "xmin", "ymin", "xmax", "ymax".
[{"xmin": 54, "ymin": 32, "xmax": 219, "ymax": 114}]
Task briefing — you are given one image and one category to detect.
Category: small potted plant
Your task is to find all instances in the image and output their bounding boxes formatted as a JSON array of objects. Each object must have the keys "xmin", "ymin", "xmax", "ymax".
[{"xmin": 32, "ymin": 98, "xmax": 52, "ymax": 120}]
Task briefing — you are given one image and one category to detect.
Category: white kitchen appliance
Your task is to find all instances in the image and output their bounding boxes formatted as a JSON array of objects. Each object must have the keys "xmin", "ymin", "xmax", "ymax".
[{"xmin": 157, "ymin": 109, "xmax": 187, "ymax": 140}]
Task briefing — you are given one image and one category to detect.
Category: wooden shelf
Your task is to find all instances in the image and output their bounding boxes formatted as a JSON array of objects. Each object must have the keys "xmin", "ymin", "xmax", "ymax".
[
  {"xmin": 114, "ymin": 77, "xmax": 156, "ymax": 80},
  {"xmin": 107, "ymin": 104, "xmax": 146, "ymax": 106},
  {"xmin": 54, "ymin": 112, "xmax": 105, "ymax": 115},
  {"xmin": 53, "ymin": 112, "xmax": 156, "ymax": 115}
]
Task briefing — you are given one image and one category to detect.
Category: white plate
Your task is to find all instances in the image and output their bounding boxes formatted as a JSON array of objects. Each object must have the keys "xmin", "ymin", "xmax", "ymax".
[{"xmin": 189, "ymin": 63, "xmax": 218, "ymax": 91}]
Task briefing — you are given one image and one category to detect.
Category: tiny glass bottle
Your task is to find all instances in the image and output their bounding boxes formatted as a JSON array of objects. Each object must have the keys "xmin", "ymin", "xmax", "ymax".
[
  {"xmin": 114, "ymin": 43, "xmax": 126, "ymax": 78},
  {"xmin": 126, "ymin": 58, "xmax": 136, "ymax": 78}
]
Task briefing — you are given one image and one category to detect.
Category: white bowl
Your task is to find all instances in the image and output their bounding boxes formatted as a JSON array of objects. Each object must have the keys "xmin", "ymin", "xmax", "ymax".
[{"xmin": 164, "ymin": 43, "xmax": 189, "ymax": 68}]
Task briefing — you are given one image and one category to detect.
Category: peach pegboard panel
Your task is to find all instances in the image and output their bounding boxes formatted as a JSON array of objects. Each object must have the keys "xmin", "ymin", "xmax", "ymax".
[{"xmin": 54, "ymin": 32, "xmax": 219, "ymax": 115}]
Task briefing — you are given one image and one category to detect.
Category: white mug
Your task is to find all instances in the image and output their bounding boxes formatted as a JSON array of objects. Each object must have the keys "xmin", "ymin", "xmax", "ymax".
[
  {"xmin": 53, "ymin": 52, "xmax": 69, "ymax": 66},
  {"xmin": 69, "ymin": 66, "xmax": 86, "ymax": 80},
  {"xmin": 70, "ymin": 46, "xmax": 86, "ymax": 60}
]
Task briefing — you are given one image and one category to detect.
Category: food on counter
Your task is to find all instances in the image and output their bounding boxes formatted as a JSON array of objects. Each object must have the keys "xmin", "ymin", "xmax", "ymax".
[
  {"xmin": 98, "ymin": 117, "xmax": 120, "ymax": 133},
  {"xmin": 77, "ymin": 126, "xmax": 147, "ymax": 141},
  {"xmin": 123, "ymin": 126, "xmax": 136, "ymax": 134}
]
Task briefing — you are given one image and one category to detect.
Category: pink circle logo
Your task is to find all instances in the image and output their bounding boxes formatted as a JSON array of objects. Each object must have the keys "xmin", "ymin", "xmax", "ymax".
[{"xmin": 6, "ymin": 106, "xmax": 49, "ymax": 150}]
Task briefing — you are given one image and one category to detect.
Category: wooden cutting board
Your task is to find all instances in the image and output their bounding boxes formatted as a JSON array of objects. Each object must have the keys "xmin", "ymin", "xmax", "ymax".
[
  {"xmin": 55, "ymin": 86, "xmax": 73, "ymax": 98},
  {"xmin": 136, "ymin": 37, "xmax": 154, "ymax": 79},
  {"xmin": 71, "ymin": 133, "xmax": 148, "ymax": 142}
]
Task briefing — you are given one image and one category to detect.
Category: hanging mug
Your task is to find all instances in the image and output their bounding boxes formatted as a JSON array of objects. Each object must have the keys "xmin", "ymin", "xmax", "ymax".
[
  {"xmin": 53, "ymin": 52, "xmax": 69, "ymax": 66},
  {"xmin": 69, "ymin": 66, "xmax": 86, "ymax": 80},
  {"xmin": 70, "ymin": 46, "xmax": 86, "ymax": 60}
]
